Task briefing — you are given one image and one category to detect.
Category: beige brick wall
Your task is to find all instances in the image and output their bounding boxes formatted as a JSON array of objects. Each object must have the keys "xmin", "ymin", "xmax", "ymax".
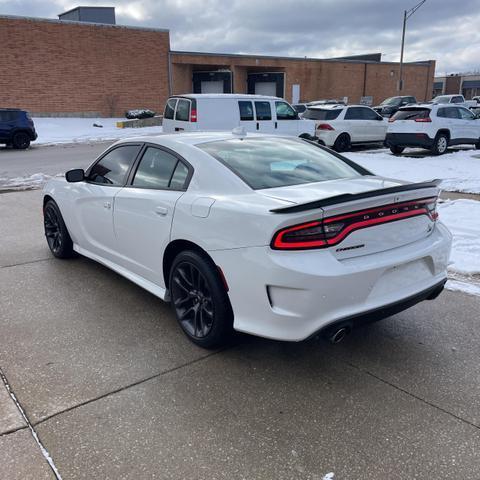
[{"xmin": 0, "ymin": 17, "xmax": 171, "ymax": 117}]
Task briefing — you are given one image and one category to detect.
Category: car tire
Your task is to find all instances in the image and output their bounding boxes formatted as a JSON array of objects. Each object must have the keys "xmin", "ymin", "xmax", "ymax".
[
  {"xmin": 169, "ymin": 250, "xmax": 234, "ymax": 349},
  {"xmin": 12, "ymin": 132, "xmax": 31, "ymax": 149},
  {"xmin": 389, "ymin": 145, "xmax": 405, "ymax": 155},
  {"xmin": 333, "ymin": 133, "xmax": 351, "ymax": 152},
  {"xmin": 431, "ymin": 133, "xmax": 448, "ymax": 155},
  {"xmin": 43, "ymin": 200, "xmax": 75, "ymax": 258},
  {"xmin": 475, "ymin": 139, "xmax": 480, "ymax": 150}
]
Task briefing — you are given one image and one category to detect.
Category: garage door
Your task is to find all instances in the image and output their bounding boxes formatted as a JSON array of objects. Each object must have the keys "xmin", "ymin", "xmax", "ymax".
[
  {"xmin": 255, "ymin": 82, "xmax": 277, "ymax": 96},
  {"xmin": 201, "ymin": 81, "xmax": 224, "ymax": 93}
]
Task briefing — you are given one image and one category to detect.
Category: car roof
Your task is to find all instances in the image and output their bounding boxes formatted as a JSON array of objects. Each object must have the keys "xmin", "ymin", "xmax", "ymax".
[
  {"xmin": 171, "ymin": 94, "xmax": 283, "ymax": 101},
  {"xmin": 306, "ymin": 104, "xmax": 372, "ymax": 110}
]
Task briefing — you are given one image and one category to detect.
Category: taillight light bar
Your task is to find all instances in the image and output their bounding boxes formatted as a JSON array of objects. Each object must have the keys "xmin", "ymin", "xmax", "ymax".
[
  {"xmin": 271, "ymin": 197, "xmax": 438, "ymax": 250},
  {"xmin": 316, "ymin": 123, "xmax": 334, "ymax": 130},
  {"xmin": 414, "ymin": 117, "xmax": 432, "ymax": 122},
  {"xmin": 190, "ymin": 109, "xmax": 197, "ymax": 122}
]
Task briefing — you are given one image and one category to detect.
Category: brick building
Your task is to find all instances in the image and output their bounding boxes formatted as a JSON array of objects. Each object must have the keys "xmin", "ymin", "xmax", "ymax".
[{"xmin": 0, "ymin": 10, "xmax": 436, "ymax": 117}]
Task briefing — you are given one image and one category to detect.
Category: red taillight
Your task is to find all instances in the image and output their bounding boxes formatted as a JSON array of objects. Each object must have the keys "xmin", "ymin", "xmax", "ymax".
[
  {"xmin": 414, "ymin": 117, "xmax": 432, "ymax": 122},
  {"xmin": 316, "ymin": 123, "xmax": 334, "ymax": 130},
  {"xmin": 190, "ymin": 109, "xmax": 197, "ymax": 122},
  {"xmin": 271, "ymin": 197, "xmax": 438, "ymax": 250}
]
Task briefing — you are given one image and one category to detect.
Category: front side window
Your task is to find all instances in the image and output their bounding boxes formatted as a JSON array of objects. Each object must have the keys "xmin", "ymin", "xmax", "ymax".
[
  {"xmin": 362, "ymin": 108, "xmax": 381, "ymax": 120},
  {"xmin": 458, "ymin": 107, "xmax": 475, "ymax": 120},
  {"xmin": 437, "ymin": 107, "xmax": 459, "ymax": 119},
  {"xmin": 88, "ymin": 145, "xmax": 140, "ymax": 185},
  {"xmin": 239, "ymin": 101, "xmax": 254, "ymax": 121},
  {"xmin": 452, "ymin": 96, "xmax": 463, "ymax": 104},
  {"xmin": 175, "ymin": 99, "xmax": 190, "ymax": 121},
  {"xmin": 275, "ymin": 101, "xmax": 297, "ymax": 120},
  {"xmin": 255, "ymin": 101, "xmax": 272, "ymax": 121},
  {"xmin": 198, "ymin": 137, "xmax": 361, "ymax": 190},
  {"xmin": 164, "ymin": 99, "xmax": 177, "ymax": 120},
  {"xmin": 132, "ymin": 147, "xmax": 189, "ymax": 190},
  {"xmin": 344, "ymin": 107, "xmax": 366, "ymax": 120}
]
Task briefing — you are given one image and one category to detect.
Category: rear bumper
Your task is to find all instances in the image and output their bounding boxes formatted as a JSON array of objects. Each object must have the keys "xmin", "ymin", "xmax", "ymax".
[
  {"xmin": 315, "ymin": 130, "xmax": 337, "ymax": 147},
  {"xmin": 385, "ymin": 132, "xmax": 433, "ymax": 149},
  {"xmin": 210, "ymin": 222, "xmax": 452, "ymax": 341}
]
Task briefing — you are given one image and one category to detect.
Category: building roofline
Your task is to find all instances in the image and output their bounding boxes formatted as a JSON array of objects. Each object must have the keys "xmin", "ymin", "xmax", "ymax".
[
  {"xmin": 0, "ymin": 13, "xmax": 169, "ymax": 32},
  {"xmin": 58, "ymin": 6, "xmax": 115, "ymax": 16},
  {"xmin": 171, "ymin": 50, "xmax": 432, "ymax": 66}
]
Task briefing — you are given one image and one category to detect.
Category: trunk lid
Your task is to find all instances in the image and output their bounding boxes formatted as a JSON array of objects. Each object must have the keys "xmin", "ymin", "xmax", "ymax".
[{"xmin": 269, "ymin": 177, "xmax": 440, "ymax": 259}]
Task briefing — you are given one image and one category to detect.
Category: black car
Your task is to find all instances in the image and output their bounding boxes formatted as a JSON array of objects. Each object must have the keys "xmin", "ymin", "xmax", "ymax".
[
  {"xmin": 373, "ymin": 96, "xmax": 417, "ymax": 117},
  {"xmin": 0, "ymin": 108, "xmax": 38, "ymax": 149}
]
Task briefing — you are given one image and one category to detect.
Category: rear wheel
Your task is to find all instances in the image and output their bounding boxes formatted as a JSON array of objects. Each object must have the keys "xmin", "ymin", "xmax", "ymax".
[
  {"xmin": 333, "ymin": 133, "xmax": 351, "ymax": 152},
  {"xmin": 431, "ymin": 133, "xmax": 448, "ymax": 155},
  {"xmin": 12, "ymin": 132, "xmax": 30, "ymax": 149},
  {"xmin": 389, "ymin": 145, "xmax": 405, "ymax": 155},
  {"xmin": 169, "ymin": 250, "xmax": 234, "ymax": 349},
  {"xmin": 43, "ymin": 200, "xmax": 75, "ymax": 258}
]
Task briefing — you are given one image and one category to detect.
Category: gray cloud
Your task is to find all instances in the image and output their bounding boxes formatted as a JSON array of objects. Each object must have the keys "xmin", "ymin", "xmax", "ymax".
[{"xmin": 1, "ymin": 0, "xmax": 479, "ymax": 73}]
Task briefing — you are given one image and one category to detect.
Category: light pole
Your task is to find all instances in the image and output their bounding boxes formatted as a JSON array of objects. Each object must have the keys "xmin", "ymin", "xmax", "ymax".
[{"xmin": 398, "ymin": 0, "xmax": 427, "ymax": 92}]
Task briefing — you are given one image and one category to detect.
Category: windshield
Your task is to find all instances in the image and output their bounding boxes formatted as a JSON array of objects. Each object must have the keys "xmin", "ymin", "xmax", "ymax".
[
  {"xmin": 380, "ymin": 97, "xmax": 400, "ymax": 106},
  {"xmin": 432, "ymin": 96, "xmax": 450, "ymax": 104},
  {"xmin": 197, "ymin": 137, "xmax": 362, "ymax": 190},
  {"xmin": 303, "ymin": 108, "xmax": 342, "ymax": 120}
]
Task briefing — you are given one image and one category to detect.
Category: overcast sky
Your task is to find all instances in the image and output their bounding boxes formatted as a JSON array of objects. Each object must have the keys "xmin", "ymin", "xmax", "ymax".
[{"xmin": 2, "ymin": 0, "xmax": 479, "ymax": 74}]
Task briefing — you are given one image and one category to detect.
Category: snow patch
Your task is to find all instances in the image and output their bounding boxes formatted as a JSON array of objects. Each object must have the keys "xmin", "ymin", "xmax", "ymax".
[
  {"xmin": 0, "ymin": 173, "xmax": 52, "ymax": 190},
  {"xmin": 322, "ymin": 474, "xmax": 335, "ymax": 480},
  {"xmin": 446, "ymin": 279, "xmax": 480, "ymax": 296}
]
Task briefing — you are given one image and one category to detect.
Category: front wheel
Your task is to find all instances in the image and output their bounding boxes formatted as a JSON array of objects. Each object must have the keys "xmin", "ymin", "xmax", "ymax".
[
  {"xmin": 169, "ymin": 250, "xmax": 234, "ymax": 349},
  {"xmin": 43, "ymin": 200, "xmax": 75, "ymax": 258},
  {"xmin": 389, "ymin": 145, "xmax": 405, "ymax": 155},
  {"xmin": 431, "ymin": 134, "xmax": 448, "ymax": 155}
]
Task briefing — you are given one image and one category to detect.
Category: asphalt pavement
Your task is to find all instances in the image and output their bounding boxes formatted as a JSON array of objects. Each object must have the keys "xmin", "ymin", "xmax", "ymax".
[{"xmin": 1, "ymin": 187, "xmax": 480, "ymax": 479}]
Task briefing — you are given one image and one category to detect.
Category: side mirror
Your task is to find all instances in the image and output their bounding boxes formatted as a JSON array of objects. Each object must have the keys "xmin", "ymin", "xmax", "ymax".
[{"xmin": 66, "ymin": 168, "xmax": 85, "ymax": 182}]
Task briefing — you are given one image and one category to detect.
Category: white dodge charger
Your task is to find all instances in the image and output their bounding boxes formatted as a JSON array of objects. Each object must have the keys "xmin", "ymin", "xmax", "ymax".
[{"xmin": 43, "ymin": 131, "xmax": 452, "ymax": 348}]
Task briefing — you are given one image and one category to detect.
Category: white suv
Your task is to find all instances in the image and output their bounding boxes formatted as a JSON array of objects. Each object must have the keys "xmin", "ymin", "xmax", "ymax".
[
  {"xmin": 302, "ymin": 104, "xmax": 387, "ymax": 152},
  {"xmin": 386, "ymin": 104, "xmax": 480, "ymax": 155}
]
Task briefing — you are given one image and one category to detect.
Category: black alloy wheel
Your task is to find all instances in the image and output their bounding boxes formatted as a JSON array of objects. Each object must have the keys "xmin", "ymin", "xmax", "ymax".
[
  {"xmin": 169, "ymin": 250, "xmax": 234, "ymax": 348},
  {"xmin": 43, "ymin": 200, "xmax": 74, "ymax": 258},
  {"xmin": 333, "ymin": 133, "xmax": 351, "ymax": 152}
]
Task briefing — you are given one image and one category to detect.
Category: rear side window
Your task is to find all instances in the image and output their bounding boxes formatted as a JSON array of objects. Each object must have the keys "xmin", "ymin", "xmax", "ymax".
[
  {"xmin": 303, "ymin": 109, "xmax": 341, "ymax": 120},
  {"xmin": 452, "ymin": 96, "xmax": 464, "ymax": 104},
  {"xmin": 391, "ymin": 108, "xmax": 431, "ymax": 121},
  {"xmin": 164, "ymin": 99, "xmax": 177, "ymax": 120},
  {"xmin": 198, "ymin": 137, "xmax": 361, "ymax": 190},
  {"xmin": 437, "ymin": 108, "xmax": 459, "ymax": 119},
  {"xmin": 88, "ymin": 145, "xmax": 140, "ymax": 186},
  {"xmin": 132, "ymin": 147, "xmax": 189, "ymax": 190},
  {"xmin": 458, "ymin": 107, "xmax": 475, "ymax": 120},
  {"xmin": 175, "ymin": 99, "xmax": 190, "ymax": 121},
  {"xmin": 275, "ymin": 101, "xmax": 297, "ymax": 120},
  {"xmin": 239, "ymin": 101, "xmax": 254, "ymax": 121},
  {"xmin": 255, "ymin": 101, "xmax": 272, "ymax": 121}
]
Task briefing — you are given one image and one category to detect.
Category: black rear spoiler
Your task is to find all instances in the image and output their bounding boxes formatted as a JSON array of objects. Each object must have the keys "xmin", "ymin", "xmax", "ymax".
[{"xmin": 270, "ymin": 179, "xmax": 442, "ymax": 214}]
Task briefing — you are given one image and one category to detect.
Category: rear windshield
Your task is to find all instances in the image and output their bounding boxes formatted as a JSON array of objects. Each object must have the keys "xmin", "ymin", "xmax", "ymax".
[
  {"xmin": 197, "ymin": 137, "xmax": 361, "ymax": 190},
  {"xmin": 303, "ymin": 108, "xmax": 341, "ymax": 120},
  {"xmin": 391, "ymin": 108, "xmax": 430, "ymax": 121}
]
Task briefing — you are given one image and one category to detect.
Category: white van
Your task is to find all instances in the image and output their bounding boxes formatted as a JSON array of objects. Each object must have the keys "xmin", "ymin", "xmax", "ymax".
[{"xmin": 162, "ymin": 94, "xmax": 316, "ymax": 138}]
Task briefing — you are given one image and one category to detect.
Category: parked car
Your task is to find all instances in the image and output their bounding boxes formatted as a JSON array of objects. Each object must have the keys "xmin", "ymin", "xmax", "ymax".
[
  {"xmin": 42, "ymin": 131, "xmax": 451, "ymax": 347},
  {"xmin": 162, "ymin": 94, "xmax": 316, "ymax": 139},
  {"xmin": 293, "ymin": 103, "xmax": 309, "ymax": 114},
  {"xmin": 303, "ymin": 104, "xmax": 387, "ymax": 151},
  {"xmin": 293, "ymin": 100, "xmax": 346, "ymax": 117},
  {"xmin": 373, "ymin": 96, "xmax": 417, "ymax": 117},
  {"xmin": 431, "ymin": 94, "xmax": 477, "ymax": 109},
  {"xmin": 0, "ymin": 108, "xmax": 37, "ymax": 149},
  {"xmin": 472, "ymin": 96, "xmax": 480, "ymax": 104},
  {"xmin": 386, "ymin": 103, "xmax": 480, "ymax": 155}
]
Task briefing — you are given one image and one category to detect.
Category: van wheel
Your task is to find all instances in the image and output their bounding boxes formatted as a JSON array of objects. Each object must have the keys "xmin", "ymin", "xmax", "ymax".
[
  {"xmin": 12, "ymin": 132, "xmax": 30, "ymax": 149},
  {"xmin": 169, "ymin": 250, "xmax": 234, "ymax": 349},
  {"xmin": 333, "ymin": 133, "xmax": 351, "ymax": 152},
  {"xmin": 431, "ymin": 133, "xmax": 448, "ymax": 155},
  {"xmin": 389, "ymin": 145, "xmax": 405, "ymax": 155}
]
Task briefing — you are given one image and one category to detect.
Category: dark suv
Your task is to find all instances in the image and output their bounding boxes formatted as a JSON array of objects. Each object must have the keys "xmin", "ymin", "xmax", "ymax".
[
  {"xmin": 0, "ymin": 109, "xmax": 37, "ymax": 149},
  {"xmin": 373, "ymin": 96, "xmax": 417, "ymax": 118}
]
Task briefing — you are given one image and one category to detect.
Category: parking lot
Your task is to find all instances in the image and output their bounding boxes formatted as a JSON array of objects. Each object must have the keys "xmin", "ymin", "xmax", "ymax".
[{"xmin": 1, "ymin": 180, "xmax": 480, "ymax": 478}]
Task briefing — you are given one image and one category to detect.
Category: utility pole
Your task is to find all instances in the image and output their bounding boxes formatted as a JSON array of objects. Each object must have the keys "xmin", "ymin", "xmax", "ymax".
[{"xmin": 398, "ymin": 0, "xmax": 427, "ymax": 92}]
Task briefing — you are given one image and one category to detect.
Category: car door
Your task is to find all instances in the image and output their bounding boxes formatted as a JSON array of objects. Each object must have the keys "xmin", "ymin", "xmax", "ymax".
[
  {"xmin": 254, "ymin": 101, "xmax": 275, "ymax": 133},
  {"xmin": 238, "ymin": 100, "xmax": 257, "ymax": 132},
  {"xmin": 173, "ymin": 98, "xmax": 195, "ymax": 132},
  {"xmin": 361, "ymin": 106, "xmax": 387, "ymax": 141},
  {"xmin": 274, "ymin": 100, "xmax": 299, "ymax": 135},
  {"xmin": 113, "ymin": 145, "xmax": 192, "ymax": 286},
  {"xmin": 72, "ymin": 144, "xmax": 142, "ymax": 261},
  {"xmin": 457, "ymin": 106, "xmax": 479, "ymax": 141},
  {"xmin": 343, "ymin": 107, "xmax": 367, "ymax": 142}
]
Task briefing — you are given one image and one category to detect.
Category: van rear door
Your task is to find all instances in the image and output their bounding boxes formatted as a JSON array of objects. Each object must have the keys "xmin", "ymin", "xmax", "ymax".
[
  {"xmin": 238, "ymin": 100, "xmax": 257, "ymax": 132},
  {"xmin": 173, "ymin": 98, "xmax": 196, "ymax": 132}
]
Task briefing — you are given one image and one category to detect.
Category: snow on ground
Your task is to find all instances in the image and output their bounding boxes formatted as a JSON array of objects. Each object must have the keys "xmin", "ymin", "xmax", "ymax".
[
  {"xmin": 33, "ymin": 117, "xmax": 163, "ymax": 145},
  {"xmin": 0, "ymin": 173, "xmax": 52, "ymax": 190},
  {"xmin": 346, "ymin": 147, "xmax": 480, "ymax": 194}
]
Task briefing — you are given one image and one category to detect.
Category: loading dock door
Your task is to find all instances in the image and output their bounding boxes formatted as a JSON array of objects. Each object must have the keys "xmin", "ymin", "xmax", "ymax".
[
  {"xmin": 247, "ymin": 73, "xmax": 285, "ymax": 98},
  {"xmin": 193, "ymin": 71, "xmax": 232, "ymax": 94}
]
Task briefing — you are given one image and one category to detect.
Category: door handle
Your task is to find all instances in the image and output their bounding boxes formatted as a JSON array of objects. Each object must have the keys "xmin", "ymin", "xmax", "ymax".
[
  {"xmin": 155, "ymin": 206, "xmax": 168, "ymax": 216},
  {"xmin": 256, "ymin": 122, "xmax": 259, "ymax": 130},
  {"xmin": 275, "ymin": 121, "xmax": 278, "ymax": 129},
  {"xmin": 103, "ymin": 201, "xmax": 111, "ymax": 209}
]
